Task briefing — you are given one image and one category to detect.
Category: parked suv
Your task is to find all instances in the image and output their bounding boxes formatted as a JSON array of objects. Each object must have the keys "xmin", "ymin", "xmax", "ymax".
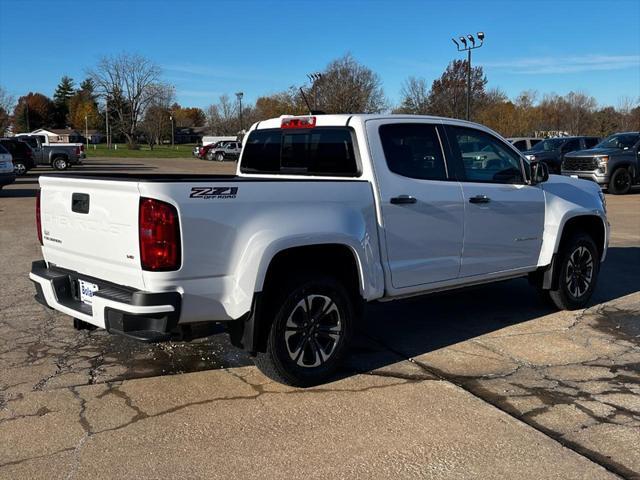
[
  {"xmin": 0, "ymin": 138, "xmax": 35, "ymax": 175},
  {"xmin": 523, "ymin": 136, "xmax": 600, "ymax": 174},
  {"xmin": 508, "ymin": 137, "xmax": 542, "ymax": 152},
  {"xmin": 212, "ymin": 141, "xmax": 242, "ymax": 161},
  {"xmin": 562, "ymin": 132, "xmax": 640, "ymax": 194}
]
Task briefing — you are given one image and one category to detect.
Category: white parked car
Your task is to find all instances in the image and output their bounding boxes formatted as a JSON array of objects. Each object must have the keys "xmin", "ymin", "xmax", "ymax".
[
  {"xmin": 0, "ymin": 143, "xmax": 16, "ymax": 189},
  {"xmin": 30, "ymin": 114, "xmax": 608, "ymax": 386}
]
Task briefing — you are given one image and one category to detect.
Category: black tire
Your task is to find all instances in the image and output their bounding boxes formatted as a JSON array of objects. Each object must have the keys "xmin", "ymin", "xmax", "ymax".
[
  {"xmin": 52, "ymin": 157, "xmax": 68, "ymax": 171},
  {"xmin": 548, "ymin": 233, "xmax": 600, "ymax": 310},
  {"xmin": 608, "ymin": 168, "xmax": 632, "ymax": 195},
  {"xmin": 13, "ymin": 162, "xmax": 27, "ymax": 176},
  {"xmin": 254, "ymin": 275, "xmax": 355, "ymax": 387},
  {"xmin": 216, "ymin": 152, "xmax": 224, "ymax": 162},
  {"xmin": 205, "ymin": 150, "xmax": 214, "ymax": 161}
]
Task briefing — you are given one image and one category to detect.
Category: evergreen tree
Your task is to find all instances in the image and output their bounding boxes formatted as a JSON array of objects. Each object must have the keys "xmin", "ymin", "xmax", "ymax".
[{"xmin": 52, "ymin": 76, "xmax": 75, "ymax": 128}]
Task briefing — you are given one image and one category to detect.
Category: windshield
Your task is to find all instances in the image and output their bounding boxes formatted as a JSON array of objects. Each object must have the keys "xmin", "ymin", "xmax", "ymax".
[
  {"xmin": 595, "ymin": 133, "xmax": 640, "ymax": 150},
  {"xmin": 530, "ymin": 138, "xmax": 565, "ymax": 152}
]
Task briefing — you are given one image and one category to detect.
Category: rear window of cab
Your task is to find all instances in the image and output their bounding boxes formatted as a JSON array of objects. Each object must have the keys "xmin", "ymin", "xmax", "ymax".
[{"xmin": 240, "ymin": 127, "xmax": 359, "ymax": 176}]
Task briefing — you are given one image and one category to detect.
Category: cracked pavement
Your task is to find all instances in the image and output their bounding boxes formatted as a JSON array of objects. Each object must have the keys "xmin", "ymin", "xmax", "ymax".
[{"xmin": 0, "ymin": 159, "xmax": 638, "ymax": 479}]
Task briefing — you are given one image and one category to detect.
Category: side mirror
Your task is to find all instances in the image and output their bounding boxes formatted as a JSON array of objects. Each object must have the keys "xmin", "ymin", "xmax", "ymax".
[{"xmin": 531, "ymin": 161, "xmax": 549, "ymax": 184}]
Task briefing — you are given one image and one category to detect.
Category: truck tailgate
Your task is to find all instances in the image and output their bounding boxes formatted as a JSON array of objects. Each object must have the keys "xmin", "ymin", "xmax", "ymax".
[{"xmin": 39, "ymin": 176, "xmax": 145, "ymax": 290}]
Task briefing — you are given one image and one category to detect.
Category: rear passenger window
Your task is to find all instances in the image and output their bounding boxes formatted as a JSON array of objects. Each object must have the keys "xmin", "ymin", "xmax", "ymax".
[
  {"xmin": 379, "ymin": 124, "xmax": 447, "ymax": 181},
  {"xmin": 241, "ymin": 127, "xmax": 358, "ymax": 176},
  {"xmin": 448, "ymin": 126, "xmax": 524, "ymax": 184},
  {"xmin": 513, "ymin": 140, "xmax": 527, "ymax": 151},
  {"xmin": 585, "ymin": 138, "xmax": 599, "ymax": 149}
]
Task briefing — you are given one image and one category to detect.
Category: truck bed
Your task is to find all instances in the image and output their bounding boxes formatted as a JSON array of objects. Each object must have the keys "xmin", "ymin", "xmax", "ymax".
[{"xmin": 42, "ymin": 173, "xmax": 368, "ymax": 183}]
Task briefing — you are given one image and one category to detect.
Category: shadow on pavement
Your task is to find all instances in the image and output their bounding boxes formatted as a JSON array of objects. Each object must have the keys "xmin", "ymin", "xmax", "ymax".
[
  {"xmin": 343, "ymin": 246, "xmax": 640, "ymax": 375},
  {"xmin": 0, "ymin": 188, "xmax": 39, "ymax": 198}
]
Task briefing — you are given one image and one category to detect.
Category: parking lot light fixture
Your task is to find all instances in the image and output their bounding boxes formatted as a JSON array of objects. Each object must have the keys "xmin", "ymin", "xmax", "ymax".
[
  {"xmin": 452, "ymin": 31, "xmax": 485, "ymax": 120},
  {"xmin": 306, "ymin": 72, "xmax": 323, "ymax": 110}
]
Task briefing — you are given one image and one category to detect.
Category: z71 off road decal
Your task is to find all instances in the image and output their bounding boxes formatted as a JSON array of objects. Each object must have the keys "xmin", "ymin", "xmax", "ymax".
[{"xmin": 190, "ymin": 186, "xmax": 238, "ymax": 199}]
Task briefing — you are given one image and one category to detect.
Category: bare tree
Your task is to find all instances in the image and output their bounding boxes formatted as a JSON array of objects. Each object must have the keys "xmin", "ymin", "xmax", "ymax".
[
  {"xmin": 394, "ymin": 77, "xmax": 430, "ymax": 114},
  {"xmin": 140, "ymin": 84, "xmax": 175, "ymax": 149},
  {"xmin": 617, "ymin": 96, "xmax": 639, "ymax": 131},
  {"xmin": 565, "ymin": 91, "xmax": 597, "ymax": 135},
  {"xmin": 206, "ymin": 94, "xmax": 239, "ymax": 134},
  {"xmin": 88, "ymin": 53, "xmax": 162, "ymax": 146},
  {"xmin": 315, "ymin": 54, "xmax": 387, "ymax": 113},
  {"xmin": 427, "ymin": 59, "xmax": 487, "ymax": 120},
  {"xmin": 0, "ymin": 86, "xmax": 14, "ymax": 135}
]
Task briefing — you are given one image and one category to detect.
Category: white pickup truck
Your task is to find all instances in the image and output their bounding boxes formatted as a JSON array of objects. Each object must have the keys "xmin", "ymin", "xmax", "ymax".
[{"xmin": 30, "ymin": 114, "xmax": 609, "ymax": 386}]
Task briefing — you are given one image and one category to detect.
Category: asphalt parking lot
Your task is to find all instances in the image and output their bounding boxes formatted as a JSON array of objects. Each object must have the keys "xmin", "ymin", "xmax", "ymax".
[{"xmin": 0, "ymin": 158, "xmax": 638, "ymax": 479}]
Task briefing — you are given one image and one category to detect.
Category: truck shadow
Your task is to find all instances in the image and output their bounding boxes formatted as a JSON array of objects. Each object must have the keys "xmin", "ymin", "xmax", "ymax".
[{"xmin": 343, "ymin": 246, "xmax": 640, "ymax": 377}]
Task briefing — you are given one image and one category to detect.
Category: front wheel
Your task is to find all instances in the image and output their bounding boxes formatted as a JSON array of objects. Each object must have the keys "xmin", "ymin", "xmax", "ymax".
[
  {"xmin": 216, "ymin": 153, "xmax": 224, "ymax": 162},
  {"xmin": 13, "ymin": 162, "xmax": 27, "ymax": 176},
  {"xmin": 52, "ymin": 157, "xmax": 68, "ymax": 171},
  {"xmin": 548, "ymin": 233, "xmax": 600, "ymax": 310},
  {"xmin": 609, "ymin": 168, "xmax": 632, "ymax": 195},
  {"xmin": 254, "ymin": 275, "xmax": 355, "ymax": 387}
]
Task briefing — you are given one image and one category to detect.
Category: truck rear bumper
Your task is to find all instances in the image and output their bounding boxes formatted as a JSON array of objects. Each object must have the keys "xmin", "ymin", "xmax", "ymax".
[{"xmin": 29, "ymin": 260, "xmax": 181, "ymax": 342}]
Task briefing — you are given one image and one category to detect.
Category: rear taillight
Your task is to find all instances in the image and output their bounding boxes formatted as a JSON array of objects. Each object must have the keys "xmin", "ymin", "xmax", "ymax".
[
  {"xmin": 75, "ymin": 146, "xmax": 81, "ymax": 155},
  {"xmin": 139, "ymin": 198, "xmax": 181, "ymax": 271},
  {"xmin": 36, "ymin": 190, "xmax": 43, "ymax": 245}
]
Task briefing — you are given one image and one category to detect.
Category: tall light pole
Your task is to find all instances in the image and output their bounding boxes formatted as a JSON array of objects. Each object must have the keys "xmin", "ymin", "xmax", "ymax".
[
  {"xmin": 452, "ymin": 31, "xmax": 485, "ymax": 121},
  {"xmin": 235, "ymin": 92, "xmax": 244, "ymax": 132},
  {"xmin": 169, "ymin": 113, "xmax": 174, "ymax": 148},
  {"xmin": 306, "ymin": 72, "xmax": 323, "ymax": 111},
  {"xmin": 84, "ymin": 114, "xmax": 89, "ymax": 150}
]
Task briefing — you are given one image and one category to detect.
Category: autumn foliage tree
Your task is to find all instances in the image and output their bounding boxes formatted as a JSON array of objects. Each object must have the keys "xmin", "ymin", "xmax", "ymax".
[{"xmin": 12, "ymin": 92, "xmax": 55, "ymax": 132}]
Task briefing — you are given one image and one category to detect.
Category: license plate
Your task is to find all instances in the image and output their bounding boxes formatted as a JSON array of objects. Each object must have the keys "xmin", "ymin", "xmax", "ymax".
[{"xmin": 78, "ymin": 279, "xmax": 99, "ymax": 305}]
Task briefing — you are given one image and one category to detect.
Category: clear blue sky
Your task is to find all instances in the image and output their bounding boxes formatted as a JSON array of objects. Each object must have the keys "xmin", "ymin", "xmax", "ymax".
[{"xmin": 1, "ymin": 0, "xmax": 638, "ymax": 109}]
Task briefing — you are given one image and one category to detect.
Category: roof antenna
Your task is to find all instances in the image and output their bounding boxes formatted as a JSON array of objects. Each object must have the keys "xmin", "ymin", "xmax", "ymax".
[{"xmin": 299, "ymin": 87, "xmax": 313, "ymax": 115}]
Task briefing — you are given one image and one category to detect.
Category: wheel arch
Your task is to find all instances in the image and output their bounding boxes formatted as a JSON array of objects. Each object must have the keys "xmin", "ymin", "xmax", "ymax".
[
  {"xmin": 538, "ymin": 213, "xmax": 607, "ymax": 291},
  {"xmin": 229, "ymin": 242, "xmax": 368, "ymax": 354},
  {"xmin": 557, "ymin": 214, "xmax": 607, "ymax": 260}
]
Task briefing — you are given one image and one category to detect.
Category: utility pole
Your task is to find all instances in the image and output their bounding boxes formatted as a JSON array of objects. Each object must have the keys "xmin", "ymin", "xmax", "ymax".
[
  {"xmin": 85, "ymin": 114, "xmax": 89, "ymax": 150},
  {"xmin": 105, "ymin": 98, "xmax": 110, "ymax": 149},
  {"xmin": 452, "ymin": 32, "xmax": 485, "ymax": 121},
  {"xmin": 25, "ymin": 102, "xmax": 30, "ymax": 132},
  {"xmin": 235, "ymin": 92, "xmax": 244, "ymax": 132}
]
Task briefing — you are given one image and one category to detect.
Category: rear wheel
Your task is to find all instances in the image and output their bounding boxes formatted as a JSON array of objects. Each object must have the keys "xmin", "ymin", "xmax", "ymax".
[
  {"xmin": 548, "ymin": 233, "xmax": 599, "ymax": 310},
  {"xmin": 205, "ymin": 150, "xmax": 214, "ymax": 161},
  {"xmin": 609, "ymin": 168, "xmax": 632, "ymax": 195},
  {"xmin": 254, "ymin": 275, "xmax": 355, "ymax": 387},
  {"xmin": 52, "ymin": 157, "xmax": 68, "ymax": 171},
  {"xmin": 216, "ymin": 152, "xmax": 224, "ymax": 162}
]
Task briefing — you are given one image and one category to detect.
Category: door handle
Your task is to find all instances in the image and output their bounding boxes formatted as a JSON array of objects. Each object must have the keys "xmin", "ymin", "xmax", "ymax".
[
  {"xmin": 390, "ymin": 195, "xmax": 417, "ymax": 205},
  {"xmin": 469, "ymin": 195, "xmax": 491, "ymax": 204}
]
